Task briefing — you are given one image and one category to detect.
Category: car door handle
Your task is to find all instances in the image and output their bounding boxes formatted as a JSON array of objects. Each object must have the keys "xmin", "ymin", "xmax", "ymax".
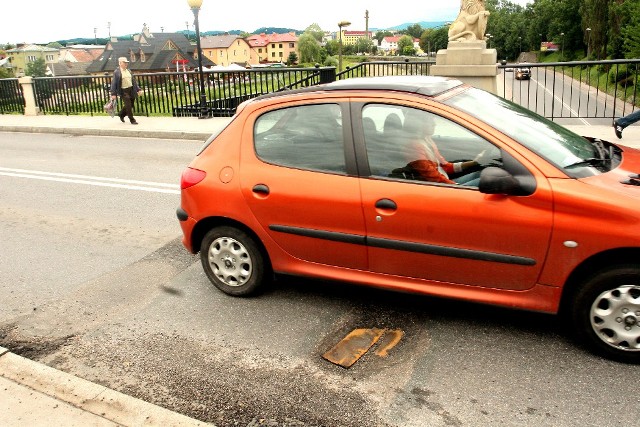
[
  {"xmin": 375, "ymin": 198, "xmax": 397, "ymax": 210},
  {"xmin": 252, "ymin": 184, "xmax": 270, "ymax": 195}
]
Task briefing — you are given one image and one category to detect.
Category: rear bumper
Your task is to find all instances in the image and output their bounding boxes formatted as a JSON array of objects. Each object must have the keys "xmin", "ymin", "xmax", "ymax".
[{"xmin": 176, "ymin": 207, "xmax": 197, "ymax": 253}]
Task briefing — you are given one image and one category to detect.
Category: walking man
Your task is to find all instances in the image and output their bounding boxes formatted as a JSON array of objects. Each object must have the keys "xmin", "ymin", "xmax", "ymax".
[
  {"xmin": 613, "ymin": 110, "xmax": 640, "ymax": 139},
  {"xmin": 110, "ymin": 57, "xmax": 142, "ymax": 125}
]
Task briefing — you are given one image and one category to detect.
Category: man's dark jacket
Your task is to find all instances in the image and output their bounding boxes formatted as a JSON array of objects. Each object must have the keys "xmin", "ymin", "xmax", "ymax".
[{"xmin": 110, "ymin": 68, "xmax": 140, "ymax": 98}]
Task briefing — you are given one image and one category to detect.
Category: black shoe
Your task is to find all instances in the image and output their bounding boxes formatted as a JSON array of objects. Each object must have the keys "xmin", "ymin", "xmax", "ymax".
[
  {"xmin": 130, "ymin": 120, "xmax": 138, "ymax": 125},
  {"xmin": 613, "ymin": 121, "xmax": 623, "ymax": 139},
  {"xmin": 119, "ymin": 115, "xmax": 125, "ymax": 123}
]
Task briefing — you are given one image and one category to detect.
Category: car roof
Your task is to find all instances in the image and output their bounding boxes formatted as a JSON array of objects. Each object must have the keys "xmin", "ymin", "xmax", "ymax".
[{"xmin": 251, "ymin": 75, "xmax": 465, "ymax": 104}]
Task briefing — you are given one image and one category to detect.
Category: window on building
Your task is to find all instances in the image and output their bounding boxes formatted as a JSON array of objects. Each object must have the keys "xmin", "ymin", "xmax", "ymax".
[
  {"xmin": 289, "ymin": 43, "xmax": 294, "ymax": 48},
  {"xmin": 258, "ymin": 48, "xmax": 262, "ymax": 53},
  {"xmin": 279, "ymin": 44, "xmax": 283, "ymax": 48},
  {"xmin": 27, "ymin": 55, "xmax": 36, "ymax": 62},
  {"xmin": 45, "ymin": 54, "xmax": 54, "ymax": 61}
]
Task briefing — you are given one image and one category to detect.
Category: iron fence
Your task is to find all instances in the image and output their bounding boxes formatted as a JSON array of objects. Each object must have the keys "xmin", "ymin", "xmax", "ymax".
[
  {"xmin": 337, "ymin": 60, "xmax": 434, "ymax": 80},
  {"xmin": 498, "ymin": 59, "xmax": 640, "ymax": 120},
  {"xmin": 0, "ymin": 78, "xmax": 23, "ymax": 114},
  {"xmin": 1, "ymin": 59, "xmax": 638, "ymax": 120}
]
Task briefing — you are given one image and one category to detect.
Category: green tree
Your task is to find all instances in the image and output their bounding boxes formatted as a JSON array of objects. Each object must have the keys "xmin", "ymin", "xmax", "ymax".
[
  {"xmin": 374, "ymin": 30, "xmax": 393, "ymax": 45},
  {"xmin": 304, "ymin": 23, "xmax": 325, "ymax": 42},
  {"xmin": 404, "ymin": 24, "xmax": 423, "ymax": 39},
  {"xmin": 355, "ymin": 37, "xmax": 373, "ymax": 54},
  {"xmin": 0, "ymin": 68, "xmax": 13, "ymax": 78},
  {"xmin": 621, "ymin": 0, "xmax": 640, "ymax": 58},
  {"xmin": 47, "ymin": 42, "xmax": 63, "ymax": 49},
  {"xmin": 298, "ymin": 32, "xmax": 321, "ymax": 63},
  {"xmin": 324, "ymin": 39, "xmax": 339, "ymax": 57},
  {"xmin": 397, "ymin": 35, "xmax": 415, "ymax": 56},
  {"xmin": 420, "ymin": 27, "xmax": 448, "ymax": 56},
  {"xmin": 25, "ymin": 57, "xmax": 47, "ymax": 77},
  {"xmin": 286, "ymin": 52, "xmax": 298, "ymax": 66}
]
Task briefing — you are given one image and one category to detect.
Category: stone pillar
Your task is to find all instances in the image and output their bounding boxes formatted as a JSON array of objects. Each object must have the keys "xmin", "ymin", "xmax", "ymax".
[
  {"xmin": 18, "ymin": 76, "xmax": 41, "ymax": 116},
  {"xmin": 430, "ymin": 40, "xmax": 498, "ymax": 94}
]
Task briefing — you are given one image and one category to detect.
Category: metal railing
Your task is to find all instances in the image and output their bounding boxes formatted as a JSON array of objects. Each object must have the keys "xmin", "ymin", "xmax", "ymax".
[
  {"xmin": 337, "ymin": 60, "xmax": 434, "ymax": 80},
  {"xmin": 498, "ymin": 59, "xmax": 640, "ymax": 120},
  {"xmin": 1, "ymin": 59, "xmax": 638, "ymax": 120},
  {"xmin": 0, "ymin": 78, "xmax": 23, "ymax": 114},
  {"xmin": 12, "ymin": 66, "xmax": 336, "ymax": 117}
]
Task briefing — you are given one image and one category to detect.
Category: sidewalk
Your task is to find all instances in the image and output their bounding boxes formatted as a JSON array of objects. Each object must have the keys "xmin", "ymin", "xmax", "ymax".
[
  {"xmin": 0, "ymin": 346, "xmax": 210, "ymax": 426},
  {"xmin": 0, "ymin": 113, "xmax": 639, "ymax": 146},
  {"xmin": 0, "ymin": 114, "xmax": 232, "ymax": 142},
  {"xmin": 0, "ymin": 113, "xmax": 638, "ymax": 426}
]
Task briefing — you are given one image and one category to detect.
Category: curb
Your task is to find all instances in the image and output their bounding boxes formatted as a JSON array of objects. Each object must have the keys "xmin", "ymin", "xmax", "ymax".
[
  {"xmin": 0, "ymin": 346, "xmax": 210, "ymax": 426},
  {"xmin": 0, "ymin": 126, "xmax": 211, "ymax": 141}
]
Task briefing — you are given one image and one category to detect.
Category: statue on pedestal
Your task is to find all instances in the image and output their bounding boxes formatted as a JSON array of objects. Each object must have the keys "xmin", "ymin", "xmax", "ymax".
[{"xmin": 448, "ymin": 0, "xmax": 490, "ymax": 42}]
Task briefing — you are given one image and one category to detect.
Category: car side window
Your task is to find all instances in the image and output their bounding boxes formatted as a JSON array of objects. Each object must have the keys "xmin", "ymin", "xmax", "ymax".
[
  {"xmin": 362, "ymin": 104, "xmax": 502, "ymax": 187},
  {"xmin": 254, "ymin": 104, "xmax": 346, "ymax": 174}
]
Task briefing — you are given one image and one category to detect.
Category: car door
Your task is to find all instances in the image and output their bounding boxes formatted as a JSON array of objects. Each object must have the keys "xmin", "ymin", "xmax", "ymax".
[
  {"xmin": 356, "ymin": 102, "xmax": 553, "ymax": 290},
  {"xmin": 240, "ymin": 101, "xmax": 368, "ymax": 270}
]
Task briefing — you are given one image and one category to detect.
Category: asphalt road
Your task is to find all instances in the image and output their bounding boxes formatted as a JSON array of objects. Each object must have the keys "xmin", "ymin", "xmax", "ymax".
[{"xmin": 1, "ymin": 132, "xmax": 638, "ymax": 426}]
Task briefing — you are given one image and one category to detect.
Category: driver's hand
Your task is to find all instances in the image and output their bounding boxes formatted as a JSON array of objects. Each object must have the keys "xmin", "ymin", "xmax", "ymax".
[{"xmin": 474, "ymin": 150, "xmax": 494, "ymax": 166}]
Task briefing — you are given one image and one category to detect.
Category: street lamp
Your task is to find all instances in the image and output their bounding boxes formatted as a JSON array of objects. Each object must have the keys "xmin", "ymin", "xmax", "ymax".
[
  {"xmin": 94, "ymin": 27, "xmax": 97, "ymax": 45},
  {"xmin": 187, "ymin": 0, "xmax": 208, "ymax": 118},
  {"xmin": 338, "ymin": 20, "xmax": 351, "ymax": 72},
  {"xmin": 586, "ymin": 27, "xmax": 591, "ymax": 59},
  {"xmin": 486, "ymin": 33, "xmax": 492, "ymax": 49},
  {"xmin": 518, "ymin": 36, "xmax": 522, "ymax": 60},
  {"xmin": 560, "ymin": 32, "xmax": 565, "ymax": 62}
]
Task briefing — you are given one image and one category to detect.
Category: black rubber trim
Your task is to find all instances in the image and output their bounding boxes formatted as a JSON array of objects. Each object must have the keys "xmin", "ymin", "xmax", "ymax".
[
  {"xmin": 176, "ymin": 207, "xmax": 189, "ymax": 222},
  {"xmin": 368, "ymin": 236, "xmax": 536, "ymax": 266},
  {"xmin": 269, "ymin": 224, "xmax": 536, "ymax": 266},
  {"xmin": 269, "ymin": 225, "xmax": 366, "ymax": 245}
]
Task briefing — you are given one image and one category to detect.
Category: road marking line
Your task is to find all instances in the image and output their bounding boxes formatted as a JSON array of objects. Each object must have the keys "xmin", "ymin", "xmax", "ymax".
[
  {"xmin": 0, "ymin": 167, "xmax": 180, "ymax": 194},
  {"xmin": 531, "ymin": 77, "xmax": 590, "ymax": 125}
]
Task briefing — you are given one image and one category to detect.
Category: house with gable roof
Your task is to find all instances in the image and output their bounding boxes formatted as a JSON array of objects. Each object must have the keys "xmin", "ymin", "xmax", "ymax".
[
  {"xmin": 201, "ymin": 34, "xmax": 251, "ymax": 67},
  {"xmin": 246, "ymin": 32, "xmax": 298, "ymax": 64},
  {"xmin": 86, "ymin": 24, "xmax": 214, "ymax": 76},
  {"xmin": 6, "ymin": 44, "xmax": 59, "ymax": 77}
]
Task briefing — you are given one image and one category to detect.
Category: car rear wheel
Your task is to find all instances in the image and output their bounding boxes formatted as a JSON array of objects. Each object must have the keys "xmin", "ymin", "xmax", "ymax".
[
  {"xmin": 200, "ymin": 226, "xmax": 266, "ymax": 296},
  {"xmin": 570, "ymin": 265, "xmax": 640, "ymax": 363}
]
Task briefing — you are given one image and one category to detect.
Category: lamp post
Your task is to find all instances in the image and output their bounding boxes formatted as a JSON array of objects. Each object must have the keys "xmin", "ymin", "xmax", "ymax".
[
  {"xmin": 108, "ymin": 22, "xmax": 111, "ymax": 39},
  {"xmin": 560, "ymin": 32, "xmax": 564, "ymax": 62},
  {"xmin": 187, "ymin": 0, "xmax": 208, "ymax": 118},
  {"xmin": 486, "ymin": 33, "xmax": 492, "ymax": 49},
  {"xmin": 338, "ymin": 20, "xmax": 351, "ymax": 72},
  {"xmin": 94, "ymin": 27, "xmax": 97, "ymax": 45},
  {"xmin": 518, "ymin": 36, "xmax": 522, "ymax": 61},
  {"xmin": 586, "ymin": 27, "xmax": 591, "ymax": 59}
]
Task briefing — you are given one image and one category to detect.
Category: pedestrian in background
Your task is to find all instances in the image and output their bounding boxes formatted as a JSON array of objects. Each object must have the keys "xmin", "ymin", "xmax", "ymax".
[
  {"xmin": 110, "ymin": 57, "xmax": 142, "ymax": 125},
  {"xmin": 613, "ymin": 110, "xmax": 640, "ymax": 139}
]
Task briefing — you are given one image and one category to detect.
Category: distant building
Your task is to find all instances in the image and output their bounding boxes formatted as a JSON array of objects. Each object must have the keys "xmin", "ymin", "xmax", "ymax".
[
  {"xmin": 86, "ymin": 24, "xmax": 214, "ymax": 75},
  {"xmin": 339, "ymin": 30, "xmax": 373, "ymax": 45},
  {"xmin": 201, "ymin": 35, "xmax": 251, "ymax": 67},
  {"xmin": 540, "ymin": 42, "xmax": 559, "ymax": 52},
  {"xmin": 51, "ymin": 45, "xmax": 105, "ymax": 77},
  {"xmin": 379, "ymin": 36, "xmax": 419, "ymax": 55},
  {"xmin": 246, "ymin": 33, "xmax": 298, "ymax": 64},
  {"xmin": 6, "ymin": 44, "xmax": 59, "ymax": 77}
]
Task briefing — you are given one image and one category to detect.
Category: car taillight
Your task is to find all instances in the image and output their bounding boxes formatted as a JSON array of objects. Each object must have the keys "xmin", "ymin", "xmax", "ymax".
[{"xmin": 180, "ymin": 167, "xmax": 206, "ymax": 189}]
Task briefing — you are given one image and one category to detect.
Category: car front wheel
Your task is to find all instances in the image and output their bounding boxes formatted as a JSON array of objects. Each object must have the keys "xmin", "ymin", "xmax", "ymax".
[
  {"xmin": 571, "ymin": 265, "xmax": 640, "ymax": 363},
  {"xmin": 200, "ymin": 226, "xmax": 266, "ymax": 296}
]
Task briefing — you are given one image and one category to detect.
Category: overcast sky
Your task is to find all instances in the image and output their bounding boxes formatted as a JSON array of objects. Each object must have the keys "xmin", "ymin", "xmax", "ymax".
[{"xmin": 2, "ymin": 0, "xmax": 533, "ymax": 44}]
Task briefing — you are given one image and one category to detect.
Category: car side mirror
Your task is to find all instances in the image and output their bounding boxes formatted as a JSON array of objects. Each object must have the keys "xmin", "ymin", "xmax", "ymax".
[{"xmin": 478, "ymin": 167, "xmax": 520, "ymax": 195}]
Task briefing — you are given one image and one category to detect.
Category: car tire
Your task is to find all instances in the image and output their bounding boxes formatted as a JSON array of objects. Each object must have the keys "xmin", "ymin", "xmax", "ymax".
[
  {"xmin": 570, "ymin": 265, "xmax": 640, "ymax": 363},
  {"xmin": 200, "ymin": 226, "xmax": 267, "ymax": 296}
]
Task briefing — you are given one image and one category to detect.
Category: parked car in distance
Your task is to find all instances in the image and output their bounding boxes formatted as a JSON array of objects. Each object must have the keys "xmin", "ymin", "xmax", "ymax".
[
  {"xmin": 177, "ymin": 75, "xmax": 640, "ymax": 364},
  {"xmin": 515, "ymin": 67, "xmax": 531, "ymax": 80}
]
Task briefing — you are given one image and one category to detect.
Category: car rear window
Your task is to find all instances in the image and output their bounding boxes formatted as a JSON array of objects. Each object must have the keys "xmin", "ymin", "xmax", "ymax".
[{"xmin": 253, "ymin": 103, "xmax": 347, "ymax": 174}]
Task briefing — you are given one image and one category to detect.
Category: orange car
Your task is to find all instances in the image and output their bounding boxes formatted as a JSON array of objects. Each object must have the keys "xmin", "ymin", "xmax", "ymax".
[{"xmin": 177, "ymin": 76, "xmax": 640, "ymax": 363}]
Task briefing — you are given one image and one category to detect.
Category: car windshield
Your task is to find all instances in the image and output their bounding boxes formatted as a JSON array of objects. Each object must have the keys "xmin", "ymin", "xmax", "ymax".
[{"xmin": 443, "ymin": 88, "xmax": 609, "ymax": 177}]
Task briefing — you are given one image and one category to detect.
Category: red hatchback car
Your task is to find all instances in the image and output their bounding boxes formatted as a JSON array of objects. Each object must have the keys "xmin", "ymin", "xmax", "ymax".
[{"xmin": 177, "ymin": 76, "xmax": 640, "ymax": 363}]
